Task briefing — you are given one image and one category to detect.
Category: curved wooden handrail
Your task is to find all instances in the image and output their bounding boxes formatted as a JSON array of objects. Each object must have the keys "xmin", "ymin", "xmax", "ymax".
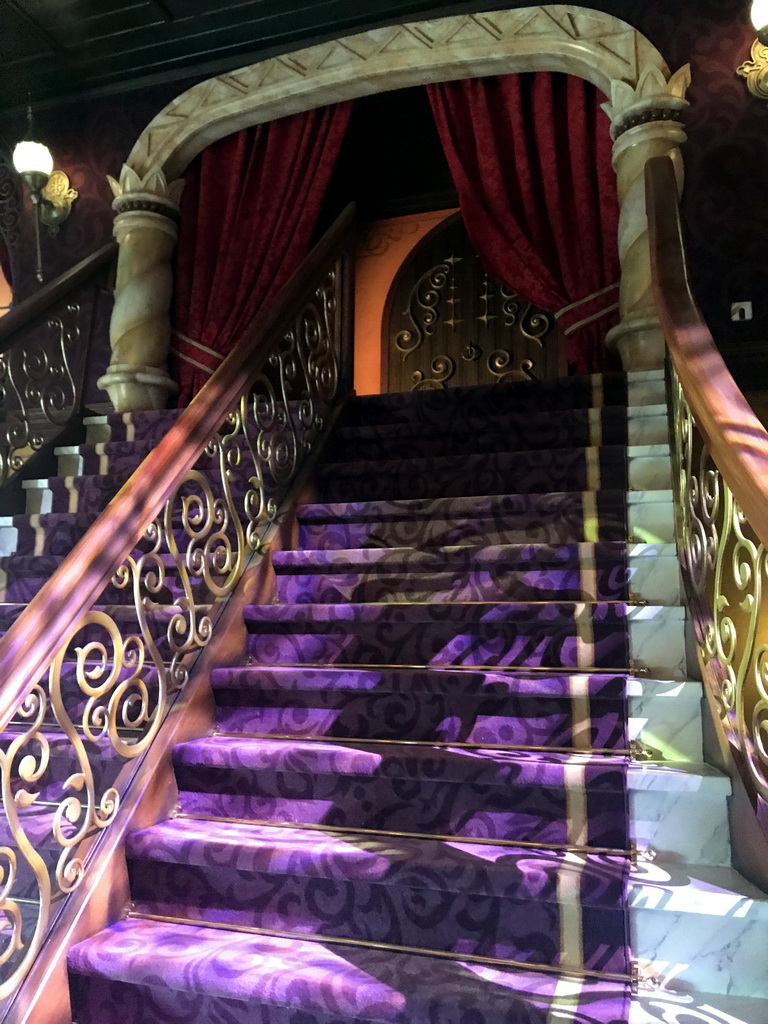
[
  {"xmin": 646, "ymin": 155, "xmax": 768, "ymax": 550},
  {"xmin": 0, "ymin": 242, "xmax": 117, "ymax": 353},
  {"xmin": 0, "ymin": 203, "xmax": 355, "ymax": 729}
]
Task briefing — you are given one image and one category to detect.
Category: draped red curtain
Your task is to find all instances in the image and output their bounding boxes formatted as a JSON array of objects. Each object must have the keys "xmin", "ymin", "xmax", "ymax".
[
  {"xmin": 427, "ymin": 73, "xmax": 621, "ymax": 373},
  {"xmin": 172, "ymin": 102, "xmax": 352, "ymax": 404}
]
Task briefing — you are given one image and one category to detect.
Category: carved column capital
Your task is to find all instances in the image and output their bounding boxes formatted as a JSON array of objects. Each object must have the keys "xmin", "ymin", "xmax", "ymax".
[
  {"xmin": 101, "ymin": 165, "xmax": 185, "ymax": 412},
  {"xmin": 602, "ymin": 65, "xmax": 691, "ymax": 141}
]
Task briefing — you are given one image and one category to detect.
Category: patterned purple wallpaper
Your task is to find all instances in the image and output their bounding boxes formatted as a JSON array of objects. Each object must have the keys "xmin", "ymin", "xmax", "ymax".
[
  {"xmin": 627, "ymin": 0, "xmax": 768, "ymax": 383},
  {"xmin": 0, "ymin": 1, "xmax": 766, "ymax": 384}
]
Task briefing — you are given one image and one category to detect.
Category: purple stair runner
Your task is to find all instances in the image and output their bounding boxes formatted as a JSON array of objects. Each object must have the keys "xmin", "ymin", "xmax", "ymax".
[{"xmin": 64, "ymin": 375, "xmax": 635, "ymax": 1023}]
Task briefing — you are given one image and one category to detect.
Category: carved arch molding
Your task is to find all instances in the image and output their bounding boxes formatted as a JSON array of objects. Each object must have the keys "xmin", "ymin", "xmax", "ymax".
[
  {"xmin": 126, "ymin": 5, "xmax": 671, "ymax": 180},
  {"xmin": 103, "ymin": 5, "xmax": 690, "ymax": 411}
]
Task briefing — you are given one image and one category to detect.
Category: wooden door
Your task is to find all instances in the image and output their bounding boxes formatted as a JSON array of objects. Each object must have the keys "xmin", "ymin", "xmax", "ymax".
[{"xmin": 384, "ymin": 216, "xmax": 564, "ymax": 392}]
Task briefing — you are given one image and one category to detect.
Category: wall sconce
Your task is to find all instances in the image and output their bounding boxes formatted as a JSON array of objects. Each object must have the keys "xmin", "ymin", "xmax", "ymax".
[
  {"xmin": 738, "ymin": 0, "xmax": 768, "ymax": 97},
  {"xmin": 11, "ymin": 104, "xmax": 78, "ymax": 281}
]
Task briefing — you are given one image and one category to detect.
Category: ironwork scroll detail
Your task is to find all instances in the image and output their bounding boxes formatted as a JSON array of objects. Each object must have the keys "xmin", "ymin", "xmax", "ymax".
[
  {"xmin": 386, "ymin": 218, "xmax": 560, "ymax": 393},
  {"xmin": 0, "ymin": 260, "xmax": 345, "ymax": 994},
  {"xmin": 0, "ymin": 304, "xmax": 84, "ymax": 484},
  {"xmin": 671, "ymin": 365, "xmax": 768, "ymax": 808}
]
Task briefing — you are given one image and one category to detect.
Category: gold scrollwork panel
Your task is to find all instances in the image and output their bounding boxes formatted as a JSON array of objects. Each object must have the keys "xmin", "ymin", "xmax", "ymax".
[
  {"xmin": 671, "ymin": 367, "xmax": 768, "ymax": 806},
  {"xmin": 0, "ymin": 253, "xmax": 346, "ymax": 996}
]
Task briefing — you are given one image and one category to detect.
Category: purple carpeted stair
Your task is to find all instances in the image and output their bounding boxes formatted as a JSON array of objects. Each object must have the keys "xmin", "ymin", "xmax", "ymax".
[{"xmin": 63, "ymin": 375, "xmax": 640, "ymax": 1022}]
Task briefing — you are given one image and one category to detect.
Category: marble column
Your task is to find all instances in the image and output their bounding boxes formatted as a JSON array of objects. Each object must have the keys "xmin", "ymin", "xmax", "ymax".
[
  {"xmin": 99, "ymin": 165, "xmax": 184, "ymax": 413},
  {"xmin": 602, "ymin": 66, "xmax": 691, "ymax": 371}
]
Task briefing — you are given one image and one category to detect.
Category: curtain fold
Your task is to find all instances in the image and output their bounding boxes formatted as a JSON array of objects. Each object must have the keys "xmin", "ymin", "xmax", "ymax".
[
  {"xmin": 172, "ymin": 102, "xmax": 352, "ymax": 404},
  {"xmin": 427, "ymin": 73, "xmax": 621, "ymax": 373}
]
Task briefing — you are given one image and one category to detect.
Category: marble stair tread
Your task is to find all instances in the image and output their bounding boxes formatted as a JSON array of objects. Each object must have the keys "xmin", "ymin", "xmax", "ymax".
[
  {"xmin": 630, "ymin": 992, "xmax": 768, "ymax": 1024},
  {"xmin": 630, "ymin": 861, "xmax": 768, "ymax": 919},
  {"xmin": 631, "ymin": 862, "xmax": 768, "ymax": 999},
  {"xmin": 67, "ymin": 917, "xmax": 632, "ymax": 1024},
  {"xmin": 126, "ymin": 817, "xmax": 627, "ymax": 904},
  {"xmin": 626, "ymin": 760, "xmax": 729, "ymax": 795}
]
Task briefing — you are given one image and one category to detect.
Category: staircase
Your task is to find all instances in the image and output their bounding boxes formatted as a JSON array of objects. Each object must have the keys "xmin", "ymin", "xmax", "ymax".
[{"xmin": 3, "ymin": 370, "xmax": 768, "ymax": 1022}]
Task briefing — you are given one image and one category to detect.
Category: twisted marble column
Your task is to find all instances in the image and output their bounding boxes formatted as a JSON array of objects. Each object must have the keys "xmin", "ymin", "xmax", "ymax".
[
  {"xmin": 603, "ymin": 65, "xmax": 691, "ymax": 371},
  {"xmin": 99, "ymin": 166, "xmax": 183, "ymax": 412}
]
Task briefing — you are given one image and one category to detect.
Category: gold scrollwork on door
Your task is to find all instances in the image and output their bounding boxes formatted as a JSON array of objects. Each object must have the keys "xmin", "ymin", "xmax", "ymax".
[{"xmin": 385, "ymin": 216, "xmax": 561, "ymax": 392}]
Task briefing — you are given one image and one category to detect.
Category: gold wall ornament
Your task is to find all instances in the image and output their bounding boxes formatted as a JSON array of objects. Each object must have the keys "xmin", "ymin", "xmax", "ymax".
[
  {"xmin": 37, "ymin": 171, "xmax": 78, "ymax": 236},
  {"xmin": 738, "ymin": 38, "xmax": 768, "ymax": 99}
]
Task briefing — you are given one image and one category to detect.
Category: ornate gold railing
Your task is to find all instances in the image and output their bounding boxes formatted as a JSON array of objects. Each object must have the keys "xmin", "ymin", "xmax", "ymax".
[
  {"xmin": 647, "ymin": 155, "xmax": 768, "ymax": 827},
  {"xmin": 0, "ymin": 204, "xmax": 355, "ymax": 998},
  {"xmin": 0, "ymin": 243, "xmax": 117, "ymax": 487}
]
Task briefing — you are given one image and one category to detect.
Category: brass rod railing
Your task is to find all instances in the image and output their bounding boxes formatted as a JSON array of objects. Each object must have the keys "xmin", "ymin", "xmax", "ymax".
[
  {"xmin": 646, "ymin": 154, "xmax": 768, "ymax": 824},
  {"xmin": 0, "ymin": 202, "xmax": 355, "ymax": 996}
]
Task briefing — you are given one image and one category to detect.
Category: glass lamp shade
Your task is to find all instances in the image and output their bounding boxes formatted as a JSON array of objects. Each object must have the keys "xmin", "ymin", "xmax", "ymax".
[
  {"xmin": 12, "ymin": 140, "xmax": 53, "ymax": 177},
  {"xmin": 752, "ymin": 0, "xmax": 768, "ymax": 32}
]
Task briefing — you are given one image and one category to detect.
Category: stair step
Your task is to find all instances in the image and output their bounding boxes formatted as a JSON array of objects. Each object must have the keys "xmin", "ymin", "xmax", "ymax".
[
  {"xmin": 327, "ymin": 404, "xmax": 655, "ymax": 461},
  {"xmin": 631, "ymin": 862, "xmax": 768, "ymax": 997},
  {"xmin": 173, "ymin": 735, "xmax": 629, "ymax": 848},
  {"xmin": 68, "ymin": 916, "xmax": 632, "ymax": 1024},
  {"xmin": 126, "ymin": 818, "xmax": 629, "ymax": 970},
  {"xmin": 339, "ymin": 371, "xmax": 664, "ymax": 428},
  {"xmin": 211, "ymin": 680, "xmax": 629, "ymax": 750},
  {"xmin": 628, "ymin": 761, "xmax": 731, "ymax": 865},
  {"xmin": 316, "ymin": 445, "xmax": 670, "ymax": 504},
  {"xmin": 272, "ymin": 542, "xmax": 682, "ymax": 606},
  {"xmin": 55, "ymin": 436, "xmax": 259, "ymax": 477},
  {"xmin": 82, "ymin": 408, "xmax": 184, "ymax": 445},
  {"xmin": 243, "ymin": 600, "xmax": 687, "ymax": 678},
  {"xmin": 297, "ymin": 489, "xmax": 676, "ymax": 548},
  {"xmin": 631, "ymin": 992, "xmax": 768, "ymax": 1024}
]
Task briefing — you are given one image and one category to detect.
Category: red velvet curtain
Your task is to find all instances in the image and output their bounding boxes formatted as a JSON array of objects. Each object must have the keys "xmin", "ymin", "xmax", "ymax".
[
  {"xmin": 427, "ymin": 73, "xmax": 621, "ymax": 373},
  {"xmin": 172, "ymin": 102, "xmax": 352, "ymax": 404}
]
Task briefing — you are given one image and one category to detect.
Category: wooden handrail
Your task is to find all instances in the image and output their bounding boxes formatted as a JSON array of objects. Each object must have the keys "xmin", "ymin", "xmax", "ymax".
[
  {"xmin": 646, "ymin": 155, "xmax": 768, "ymax": 550},
  {"xmin": 0, "ymin": 203, "xmax": 355, "ymax": 728},
  {"xmin": 0, "ymin": 242, "xmax": 117, "ymax": 353}
]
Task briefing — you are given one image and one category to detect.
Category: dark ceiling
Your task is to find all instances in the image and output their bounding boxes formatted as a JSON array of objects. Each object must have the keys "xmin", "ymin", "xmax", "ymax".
[{"xmin": 0, "ymin": 0, "xmax": 482, "ymax": 117}]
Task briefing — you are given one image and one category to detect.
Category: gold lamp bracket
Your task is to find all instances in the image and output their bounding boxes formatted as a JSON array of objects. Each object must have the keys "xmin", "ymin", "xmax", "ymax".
[
  {"xmin": 738, "ymin": 37, "xmax": 768, "ymax": 98},
  {"xmin": 38, "ymin": 170, "xmax": 78, "ymax": 235}
]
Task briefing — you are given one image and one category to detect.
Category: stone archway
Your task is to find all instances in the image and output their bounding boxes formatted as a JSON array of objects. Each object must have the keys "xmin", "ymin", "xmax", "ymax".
[{"xmin": 101, "ymin": 5, "xmax": 690, "ymax": 411}]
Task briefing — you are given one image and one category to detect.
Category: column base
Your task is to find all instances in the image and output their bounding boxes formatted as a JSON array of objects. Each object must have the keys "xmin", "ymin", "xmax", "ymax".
[
  {"xmin": 98, "ymin": 363, "xmax": 178, "ymax": 413},
  {"xmin": 606, "ymin": 315, "xmax": 667, "ymax": 372}
]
